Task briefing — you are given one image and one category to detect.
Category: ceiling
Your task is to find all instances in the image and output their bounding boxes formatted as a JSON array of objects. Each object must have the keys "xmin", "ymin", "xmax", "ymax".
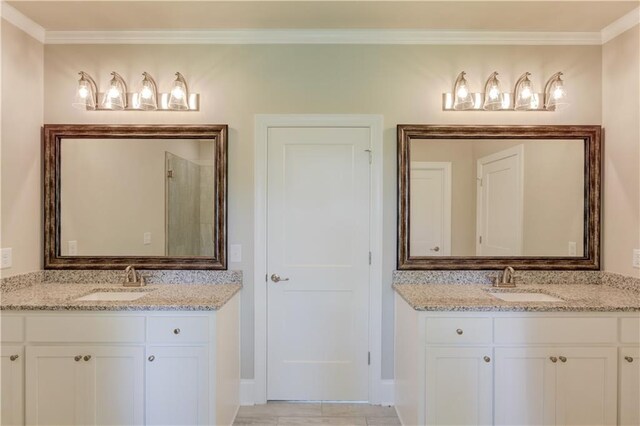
[{"xmin": 6, "ymin": 1, "xmax": 639, "ymax": 32}]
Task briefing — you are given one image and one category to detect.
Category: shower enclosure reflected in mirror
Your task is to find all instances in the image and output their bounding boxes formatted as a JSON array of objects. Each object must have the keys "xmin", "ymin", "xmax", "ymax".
[
  {"xmin": 398, "ymin": 125, "xmax": 602, "ymax": 270},
  {"xmin": 44, "ymin": 125, "xmax": 227, "ymax": 269}
]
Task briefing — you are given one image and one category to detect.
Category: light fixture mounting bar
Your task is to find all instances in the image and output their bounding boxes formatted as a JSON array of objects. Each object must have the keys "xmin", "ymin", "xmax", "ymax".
[
  {"xmin": 442, "ymin": 92, "xmax": 550, "ymax": 111},
  {"xmin": 87, "ymin": 92, "xmax": 200, "ymax": 111}
]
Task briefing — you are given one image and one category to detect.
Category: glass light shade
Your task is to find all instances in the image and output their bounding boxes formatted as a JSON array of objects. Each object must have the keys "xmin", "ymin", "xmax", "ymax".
[
  {"xmin": 482, "ymin": 71, "xmax": 503, "ymax": 111},
  {"xmin": 544, "ymin": 72, "xmax": 569, "ymax": 111},
  {"xmin": 514, "ymin": 72, "xmax": 535, "ymax": 110},
  {"xmin": 101, "ymin": 72, "xmax": 127, "ymax": 110},
  {"xmin": 137, "ymin": 72, "xmax": 158, "ymax": 111},
  {"xmin": 72, "ymin": 72, "xmax": 97, "ymax": 110},
  {"xmin": 168, "ymin": 72, "xmax": 189, "ymax": 110},
  {"xmin": 452, "ymin": 71, "xmax": 474, "ymax": 110}
]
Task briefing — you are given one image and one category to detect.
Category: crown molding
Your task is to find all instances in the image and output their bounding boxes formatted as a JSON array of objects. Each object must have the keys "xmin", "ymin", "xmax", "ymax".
[
  {"xmin": 601, "ymin": 6, "xmax": 640, "ymax": 44},
  {"xmin": 0, "ymin": 1, "xmax": 45, "ymax": 43},
  {"xmin": 45, "ymin": 29, "xmax": 602, "ymax": 45}
]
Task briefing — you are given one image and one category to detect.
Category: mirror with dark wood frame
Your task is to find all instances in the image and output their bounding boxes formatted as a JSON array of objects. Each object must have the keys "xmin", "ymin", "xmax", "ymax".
[
  {"xmin": 44, "ymin": 124, "xmax": 228, "ymax": 270},
  {"xmin": 397, "ymin": 125, "xmax": 602, "ymax": 270}
]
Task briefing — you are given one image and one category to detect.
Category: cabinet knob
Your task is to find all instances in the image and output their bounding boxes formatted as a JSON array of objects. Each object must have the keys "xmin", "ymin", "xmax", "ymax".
[
  {"xmin": 173, "ymin": 328, "xmax": 181, "ymax": 335},
  {"xmin": 456, "ymin": 329, "xmax": 463, "ymax": 335},
  {"xmin": 84, "ymin": 355, "xmax": 92, "ymax": 361},
  {"xmin": 148, "ymin": 355, "xmax": 155, "ymax": 362},
  {"xmin": 625, "ymin": 356, "xmax": 634, "ymax": 363},
  {"xmin": 9, "ymin": 355, "xmax": 19, "ymax": 361},
  {"xmin": 483, "ymin": 356, "xmax": 491, "ymax": 363},
  {"xmin": 74, "ymin": 355, "xmax": 82, "ymax": 362},
  {"xmin": 550, "ymin": 356, "xmax": 558, "ymax": 363},
  {"xmin": 559, "ymin": 356, "xmax": 567, "ymax": 363}
]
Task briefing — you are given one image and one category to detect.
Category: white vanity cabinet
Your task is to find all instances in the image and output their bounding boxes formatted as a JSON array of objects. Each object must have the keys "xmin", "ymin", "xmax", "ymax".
[
  {"xmin": 394, "ymin": 295, "xmax": 639, "ymax": 426},
  {"xmin": 1, "ymin": 292, "xmax": 240, "ymax": 426}
]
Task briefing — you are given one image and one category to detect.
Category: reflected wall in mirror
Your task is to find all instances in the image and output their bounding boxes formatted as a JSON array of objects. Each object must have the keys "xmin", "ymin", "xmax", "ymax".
[
  {"xmin": 398, "ymin": 125, "xmax": 601, "ymax": 270},
  {"xmin": 45, "ymin": 125, "xmax": 227, "ymax": 269}
]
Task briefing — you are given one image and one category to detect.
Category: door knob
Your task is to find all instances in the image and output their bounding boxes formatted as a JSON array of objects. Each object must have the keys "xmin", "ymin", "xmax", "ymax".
[
  {"xmin": 74, "ymin": 355, "xmax": 82, "ymax": 362},
  {"xmin": 9, "ymin": 355, "xmax": 19, "ymax": 361},
  {"xmin": 270, "ymin": 274, "xmax": 290, "ymax": 283},
  {"xmin": 625, "ymin": 356, "xmax": 634, "ymax": 363},
  {"xmin": 550, "ymin": 356, "xmax": 558, "ymax": 363},
  {"xmin": 559, "ymin": 356, "xmax": 567, "ymax": 363},
  {"xmin": 84, "ymin": 355, "xmax": 92, "ymax": 361},
  {"xmin": 430, "ymin": 246, "xmax": 440, "ymax": 252}
]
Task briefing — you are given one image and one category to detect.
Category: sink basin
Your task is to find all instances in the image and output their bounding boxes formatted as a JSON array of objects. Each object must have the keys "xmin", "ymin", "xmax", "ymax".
[
  {"xmin": 75, "ymin": 292, "xmax": 150, "ymax": 302},
  {"xmin": 489, "ymin": 292, "xmax": 564, "ymax": 302}
]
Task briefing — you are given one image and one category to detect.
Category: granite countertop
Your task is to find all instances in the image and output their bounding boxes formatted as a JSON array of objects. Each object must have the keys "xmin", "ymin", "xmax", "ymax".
[
  {"xmin": 0, "ymin": 282, "xmax": 242, "ymax": 311},
  {"xmin": 393, "ymin": 282, "xmax": 640, "ymax": 312}
]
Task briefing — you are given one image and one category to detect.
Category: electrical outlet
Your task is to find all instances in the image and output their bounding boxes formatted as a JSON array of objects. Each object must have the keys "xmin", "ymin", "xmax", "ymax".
[
  {"xmin": 68, "ymin": 240, "xmax": 78, "ymax": 255},
  {"xmin": 568, "ymin": 242, "xmax": 577, "ymax": 256},
  {"xmin": 1, "ymin": 248, "xmax": 12, "ymax": 269},
  {"xmin": 633, "ymin": 249, "xmax": 640, "ymax": 269},
  {"xmin": 230, "ymin": 244, "xmax": 242, "ymax": 263},
  {"xmin": 144, "ymin": 232, "xmax": 152, "ymax": 245}
]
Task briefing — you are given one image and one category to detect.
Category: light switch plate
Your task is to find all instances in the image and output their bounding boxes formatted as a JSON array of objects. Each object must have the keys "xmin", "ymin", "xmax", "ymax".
[
  {"xmin": 1, "ymin": 248, "xmax": 12, "ymax": 269},
  {"xmin": 68, "ymin": 240, "xmax": 78, "ymax": 255},
  {"xmin": 144, "ymin": 232, "xmax": 152, "ymax": 245},
  {"xmin": 230, "ymin": 244, "xmax": 242, "ymax": 263},
  {"xmin": 633, "ymin": 249, "xmax": 640, "ymax": 269},
  {"xmin": 568, "ymin": 242, "xmax": 577, "ymax": 256}
]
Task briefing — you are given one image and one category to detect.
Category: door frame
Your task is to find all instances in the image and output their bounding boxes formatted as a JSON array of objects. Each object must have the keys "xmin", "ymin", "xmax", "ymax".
[
  {"xmin": 254, "ymin": 114, "xmax": 384, "ymax": 404},
  {"xmin": 410, "ymin": 161, "xmax": 452, "ymax": 256}
]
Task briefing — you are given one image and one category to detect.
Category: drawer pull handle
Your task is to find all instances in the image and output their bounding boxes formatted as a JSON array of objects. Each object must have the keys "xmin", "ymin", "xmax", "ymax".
[
  {"xmin": 148, "ymin": 355, "xmax": 155, "ymax": 362},
  {"xmin": 9, "ymin": 355, "xmax": 19, "ymax": 361},
  {"xmin": 74, "ymin": 355, "xmax": 82, "ymax": 362},
  {"xmin": 625, "ymin": 356, "xmax": 634, "ymax": 363},
  {"xmin": 456, "ymin": 329, "xmax": 463, "ymax": 335},
  {"xmin": 550, "ymin": 356, "xmax": 558, "ymax": 363},
  {"xmin": 483, "ymin": 356, "xmax": 491, "ymax": 363},
  {"xmin": 559, "ymin": 356, "xmax": 567, "ymax": 363},
  {"xmin": 173, "ymin": 328, "xmax": 181, "ymax": 335},
  {"xmin": 84, "ymin": 355, "xmax": 92, "ymax": 361}
]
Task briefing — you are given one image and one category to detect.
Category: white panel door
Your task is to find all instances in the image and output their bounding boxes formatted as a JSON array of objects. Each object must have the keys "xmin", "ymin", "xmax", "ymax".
[
  {"xmin": 477, "ymin": 145, "xmax": 524, "ymax": 256},
  {"xmin": 410, "ymin": 162, "xmax": 451, "ymax": 256},
  {"xmin": 555, "ymin": 347, "xmax": 617, "ymax": 426},
  {"xmin": 495, "ymin": 347, "xmax": 556, "ymax": 426},
  {"xmin": 88, "ymin": 346, "xmax": 144, "ymax": 426},
  {"xmin": 620, "ymin": 347, "xmax": 640, "ymax": 426},
  {"xmin": 425, "ymin": 347, "xmax": 493, "ymax": 425},
  {"xmin": 1, "ymin": 345, "xmax": 24, "ymax": 426},
  {"xmin": 26, "ymin": 346, "xmax": 87, "ymax": 425},
  {"xmin": 267, "ymin": 127, "xmax": 370, "ymax": 401},
  {"xmin": 146, "ymin": 346, "xmax": 208, "ymax": 425}
]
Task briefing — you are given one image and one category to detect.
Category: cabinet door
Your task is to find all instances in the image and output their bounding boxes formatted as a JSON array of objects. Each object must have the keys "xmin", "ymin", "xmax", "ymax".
[
  {"xmin": 495, "ymin": 347, "xmax": 556, "ymax": 426},
  {"xmin": 26, "ymin": 346, "xmax": 87, "ymax": 425},
  {"xmin": 85, "ymin": 346, "xmax": 144, "ymax": 426},
  {"xmin": 425, "ymin": 346, "xmax": 493, "ymax": 425},
  {"xmin": 146, "ymin": 346, "xmax": 208, "ymax": 426},
  {"xmin": 1, "ymin": 345, "xmax": 24, "ymax": 426},
  {"xmin": 620, "ymin": 347, "xmax": 640, "ymax": 426},
  {"xmin": 555, "ymin": 347, "xmax": 617, "ymax": 426}
]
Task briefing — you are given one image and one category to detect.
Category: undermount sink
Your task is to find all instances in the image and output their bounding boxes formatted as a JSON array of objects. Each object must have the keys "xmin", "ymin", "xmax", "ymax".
[
  {"xmin": 75, "ymin": 291, "xmax": 152, "ymax": 302},
  {"xmin": 489, "ymin": 292, "xmax": 564, "ymax": 303}
]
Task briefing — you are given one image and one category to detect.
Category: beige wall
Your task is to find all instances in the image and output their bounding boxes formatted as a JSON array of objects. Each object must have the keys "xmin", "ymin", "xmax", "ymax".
[
  {"xmin": 0, "ymin": 20, "xmax": 43, "ymax": 278},
  {"xmin": 411, "ymin": 139, "xmax": 584, "ymax": 257},
  {"xmin": 602, "ymin": 24, "xmax": 640, "ymax": 278},
  {"xmin": 36, "ymin": 43, "xmax": 603, "ymax": 380}
]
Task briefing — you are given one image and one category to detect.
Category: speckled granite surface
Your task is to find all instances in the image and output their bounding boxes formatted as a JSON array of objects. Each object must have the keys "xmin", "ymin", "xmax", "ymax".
[
  {"xmin": 393, "ymin": 283, "xmax": 640, "ymax": 312},
  {"xmin": 0, "ymin": 282, "xmax": 242, "ymax": 311}
]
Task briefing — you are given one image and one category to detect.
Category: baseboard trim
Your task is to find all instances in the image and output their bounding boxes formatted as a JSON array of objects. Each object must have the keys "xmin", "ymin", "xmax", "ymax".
[{"xmin": 240, "ymin": 379, "xmax": 255, "ymax": 406}]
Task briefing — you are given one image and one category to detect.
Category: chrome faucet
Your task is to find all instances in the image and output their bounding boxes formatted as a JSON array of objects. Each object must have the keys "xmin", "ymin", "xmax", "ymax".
[
  {"xmin": 123, "ymin": 265, "xmax": 146, "ymax": 287},
  {"xmin": 494, "ymin": 266, "xmax": 516, "ymax": 288}
]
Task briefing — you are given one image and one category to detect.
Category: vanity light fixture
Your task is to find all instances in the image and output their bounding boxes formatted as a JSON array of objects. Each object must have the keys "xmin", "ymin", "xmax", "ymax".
[
  {"xmin": 136, "ymin": 72, "xmax": 159, "ymax": 111},
  {"xmin": 72, "ymin": 72, "xmax": 98, "ymax": 110},
  {"xmin": 544, "ymin": 72, "xmax": 568, "ymax": 111},
  {"xmin": 101, "ymin": 71, "xmax": 128, "ymax": 110},
  {"xmin": 443, "ymin": 71, "xmax": 567, "ymax": 112},
  {"xmin": 72, "ymin": 71, "xmax": 200, "ymax": 111}
]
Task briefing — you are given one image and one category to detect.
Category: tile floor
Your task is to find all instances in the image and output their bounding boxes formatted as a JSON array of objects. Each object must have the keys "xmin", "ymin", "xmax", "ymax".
[{"xmin": 234, "ymin": 402, "xmax": 400, "ymax": 426}]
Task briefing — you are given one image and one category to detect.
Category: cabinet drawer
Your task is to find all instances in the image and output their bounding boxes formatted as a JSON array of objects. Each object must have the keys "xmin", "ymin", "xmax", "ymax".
[
  {"xmin": 147, "ymin": 316, "xmax": 209, "ymax": 343},
  {"xmin": 425, "ymin": 318, "xmax": 492, "ymax": 344},
  {"xmin": 26, "ymin": 315, "xmax": 145, "ymax": 342},
  {"xmin": 621, "ymin": 317, "xmax": 640, "ymax": 343},
  {"xmin": 495, "ymin": 317, "xmax": 617, "ymax": 344},
  {"xmin": 1, "ymin": 315, "xmax": 24, "ymax": 342}
]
